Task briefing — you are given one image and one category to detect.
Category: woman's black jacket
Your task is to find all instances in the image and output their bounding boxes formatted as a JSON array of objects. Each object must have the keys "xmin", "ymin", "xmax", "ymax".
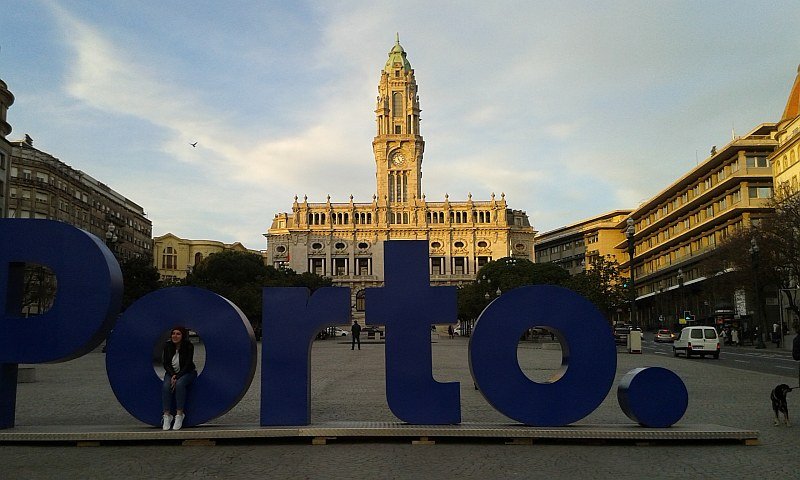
[{"xmin": 162, "ymin": 340, "xmax": 196, "ymax": 378}]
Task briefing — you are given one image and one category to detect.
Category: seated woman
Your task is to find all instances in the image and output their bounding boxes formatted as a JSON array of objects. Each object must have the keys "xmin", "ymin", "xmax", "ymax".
[{"xmin": 161, "ymin": 326, "xmax": 197, "ymax": 430}]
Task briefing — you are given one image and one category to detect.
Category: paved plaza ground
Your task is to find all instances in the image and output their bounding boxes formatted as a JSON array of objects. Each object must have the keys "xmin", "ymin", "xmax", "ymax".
[{"xmin": 2, "ymin": 335, "xmax": 799, "ymax": 479}]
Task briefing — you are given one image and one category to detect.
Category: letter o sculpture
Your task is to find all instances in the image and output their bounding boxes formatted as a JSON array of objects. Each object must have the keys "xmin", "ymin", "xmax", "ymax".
[
  {"xmin": 106, "ymin": 287, "xmax": 257, "ymax": 427},
  {"xmin": 469, "ymin": 285, "xmax": 617, "ymax": 426}
]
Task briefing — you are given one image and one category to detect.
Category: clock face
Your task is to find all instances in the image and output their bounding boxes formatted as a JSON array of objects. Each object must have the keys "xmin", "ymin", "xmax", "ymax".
[{"xmin": 391, "ymin": 152, "xmax": 405, "ymax": 166}]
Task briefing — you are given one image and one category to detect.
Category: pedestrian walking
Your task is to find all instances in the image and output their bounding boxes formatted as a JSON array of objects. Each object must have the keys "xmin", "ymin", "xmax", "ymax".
[
  {"xmin": 448, "ymin": 325, "xmax": 454, "ymax": 339},
  {"xmin": 161, "ymin": 326, "xmax": 197, "ymax": 431},
  {"xmin": 731, "ymin": 328, "xmax": 739, "ymax": 346},
  {"xmin": 773, "ymin": 322, "xmax": 781, "ymax": 347},
  {"xmin": 351, "ymin": 320, "xmax": 362, "ymax": 350}
]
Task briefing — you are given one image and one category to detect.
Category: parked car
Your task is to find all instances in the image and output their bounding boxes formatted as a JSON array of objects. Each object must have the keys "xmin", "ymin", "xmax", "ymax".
[
  {"xmin": 332, "ymin": 327, "xmax": 349, "ymax": 337},
  {"xmin": 654, "ymin": 329, "xmax": 676, "ymax": 343},
  {"xmin": 613, "ymin": 324, "xmax": 632, "ymax": 345},
  {"xmin": 673, "ymin": 326, "xmax": 720, "ymax": 358}
]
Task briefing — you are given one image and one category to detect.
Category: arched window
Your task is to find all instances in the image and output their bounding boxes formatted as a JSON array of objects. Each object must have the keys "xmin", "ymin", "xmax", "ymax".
[
  {"xmin": 392, "ymin": 92, "xmax": 402, "ymax": 118},
  {"xmin": 162, "ymin": 247, "xmax": 177, "ymax": 270},
  {"xmin": 194, "ymin": 252, "xmax": 203, "ymax": 266}
]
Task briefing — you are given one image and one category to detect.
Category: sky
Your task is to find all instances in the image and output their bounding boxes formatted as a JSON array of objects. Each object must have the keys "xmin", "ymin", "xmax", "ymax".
[{"xmin": 1, "ymin": 1, "xmax": 800, "ymax": 250}]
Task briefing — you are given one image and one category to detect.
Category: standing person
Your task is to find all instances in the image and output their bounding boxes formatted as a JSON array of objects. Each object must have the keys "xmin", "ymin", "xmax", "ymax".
[
  {"xmin": 448, "ymin": 325, "xmax": 454, "ymax": 339},
  {"xmin": 351, "ymin": 320, "xmax": 362, "ymax": 350},
  {"xmin": 161, "ymin": 326, "xmax": 197, "ymax": 430},
  {"xmin": 773, "ymin": 322, "xmax": 781, "ymax": 347},
  {"xmin": 731, "ymin": 327, "xmax": 739, "ymax": 346}
]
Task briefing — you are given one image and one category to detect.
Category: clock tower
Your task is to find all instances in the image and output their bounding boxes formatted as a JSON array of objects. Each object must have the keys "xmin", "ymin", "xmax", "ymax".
[{"xmin": 373, "ymin": 35, "xmax": 424, "ymax": 210}]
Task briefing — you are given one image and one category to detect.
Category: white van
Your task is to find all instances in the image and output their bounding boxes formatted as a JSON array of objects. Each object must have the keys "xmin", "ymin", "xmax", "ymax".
[{"xmin": 673, "ymin": 326, "xmax": 720, "ymax": 359}]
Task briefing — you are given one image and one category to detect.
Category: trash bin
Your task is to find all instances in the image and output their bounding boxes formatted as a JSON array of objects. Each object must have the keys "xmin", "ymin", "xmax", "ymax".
[{"xmin": 627, "ymin": 330, "xmax": 643, "ymax": 354}]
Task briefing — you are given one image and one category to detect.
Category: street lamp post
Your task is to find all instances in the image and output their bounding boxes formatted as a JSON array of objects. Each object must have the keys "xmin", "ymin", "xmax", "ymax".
[
  {"xmin": 105, "ymin": 224, "xmax": 118, "ymax": 257},
  {"xmin": 677, "ymin": 268, "xmax": 685, "ymax": 324},
  {"xmin": 626, "ymin": 218, "xmax": 637, "ymax": 325},
  {"xmin": 750, "ymin": 237, "xmax": 766, "ymax": 349}
]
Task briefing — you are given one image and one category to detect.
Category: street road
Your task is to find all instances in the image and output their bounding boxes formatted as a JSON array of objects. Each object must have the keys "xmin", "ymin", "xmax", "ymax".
[{"xmin": 643, "ymin": 338, "xmax": 799, "ymax": 381}]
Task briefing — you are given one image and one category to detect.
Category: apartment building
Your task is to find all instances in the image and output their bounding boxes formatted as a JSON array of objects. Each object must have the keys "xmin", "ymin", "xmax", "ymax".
[
  {"xmin": 0, "ymin": 70, "xmax": 13, "ymax": 216},
  {"xmin": 620, "ymin": 124, "xmax": 777, "ymax": 328},
  {"xmin": 7, "ymin": 135, "xmax": 153, "ymax": 259},
  {"xmin": 535, "ymin": 210, "xmax": 631, "ymax": 275}
]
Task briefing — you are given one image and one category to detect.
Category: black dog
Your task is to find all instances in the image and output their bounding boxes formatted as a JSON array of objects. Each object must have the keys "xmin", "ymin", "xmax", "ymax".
[{"xmin": 771, "ymin": 384, "xmax": 793, "ymax": 426}]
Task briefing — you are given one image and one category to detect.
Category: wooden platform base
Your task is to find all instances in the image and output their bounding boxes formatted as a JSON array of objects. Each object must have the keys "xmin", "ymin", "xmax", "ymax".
[{"xmin": 0, "ymin": 422, "xmax": 758, "ymax": 446}]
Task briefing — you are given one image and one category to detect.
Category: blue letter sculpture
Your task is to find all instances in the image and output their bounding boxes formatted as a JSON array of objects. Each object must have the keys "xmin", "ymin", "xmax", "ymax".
[
  {"xmin": 618, "ymin": 367, "xmax": 688, "ymax": 428},
  {"xmin": 106, "ymin": 287, "xmax": 257, "ymax": 427},
  {"xmin": 0, "ymin": 219, "xmax": 122, "ymax": 428},
  {"xmin": 367, "ymin": 241, "xmax": 461, "ymax": 424},
  {"xmin": 261, "ymin": 287, "xmax": 350, "ymax": 425},
  {"xmin": 470, "ymin": 284, "xmax": 617, "ymax": 426}
]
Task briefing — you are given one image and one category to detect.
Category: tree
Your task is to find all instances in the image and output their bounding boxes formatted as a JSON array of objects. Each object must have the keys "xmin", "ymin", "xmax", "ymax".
[
  {"xmin": 763, "ymin": 188, "xmax": 800, "ymax": 330},
  {"xmin": 566, "ymin": 255, "xmax": 629, "ymax": 321},
  {"xmin": 119, "ymin": 255, "xmax": 162, "ymax": 310},
  {"xmin": 457, "ymin": 257, "xmax": 571, "ymax": 325},
  {"xmin": 19, "ymin": 264, "xmax": 57, "ymax": 316},
  {"xmin": 185, "ymin": 250, "xmax": 332, "ymax": 335},
  {"xmin": 700, "ymin": 185, "xmax": 800, "ymax": 332}
]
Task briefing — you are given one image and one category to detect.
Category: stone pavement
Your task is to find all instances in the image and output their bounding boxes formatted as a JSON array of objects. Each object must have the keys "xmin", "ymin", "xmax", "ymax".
[{"xmin": 2, "ymin": 335, "xmax": 799, "ymax": 479}]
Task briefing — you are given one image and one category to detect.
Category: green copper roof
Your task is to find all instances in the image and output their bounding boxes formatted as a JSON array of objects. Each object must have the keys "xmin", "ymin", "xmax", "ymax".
[{"xmin": 385, "ymin": 33, "xmax": 411, "ymax": 71}]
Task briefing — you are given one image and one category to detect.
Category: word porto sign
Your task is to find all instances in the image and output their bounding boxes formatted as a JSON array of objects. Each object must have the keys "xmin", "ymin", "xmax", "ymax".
[{"xmin": 0, "ymin": 219, "xmax": 688, "ymax": 430}]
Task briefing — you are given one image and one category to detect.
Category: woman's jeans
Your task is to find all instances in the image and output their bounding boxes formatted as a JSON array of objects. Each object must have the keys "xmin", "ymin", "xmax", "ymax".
[{"xmin": 162, "ymin": 370, "xmax": 197, "ymax": 412}]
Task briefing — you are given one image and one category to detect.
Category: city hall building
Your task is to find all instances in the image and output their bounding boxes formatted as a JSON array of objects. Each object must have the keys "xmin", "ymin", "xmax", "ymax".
[{"xmin": 265, "ymin": 38, "xmax": 536, "ymax": 318}]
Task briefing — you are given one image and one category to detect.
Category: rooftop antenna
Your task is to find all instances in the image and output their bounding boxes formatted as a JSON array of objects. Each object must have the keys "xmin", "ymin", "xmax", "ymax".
[
  {"xmin": 695, "ymin": 150, "xmax": 699, "ymax": 166},
  {"xmin": 731, "ymin": 122, "xmax": 736, "ymax": 140}
]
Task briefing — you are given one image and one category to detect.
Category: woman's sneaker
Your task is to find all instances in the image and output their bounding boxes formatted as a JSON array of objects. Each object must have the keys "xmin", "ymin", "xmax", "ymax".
[
  {"xmin": 162, "ymin": 414, "xmax": 173, "ymax": 431},
  {"xmin": 173, "ymin": 413, "xmax": 185, "ymax": 430}
]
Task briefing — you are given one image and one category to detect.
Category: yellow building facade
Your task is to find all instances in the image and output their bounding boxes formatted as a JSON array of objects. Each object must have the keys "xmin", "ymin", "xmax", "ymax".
[
  {"xmin": 265, "ymin": 38, "xmax": 536, "ymax": 320},
  {"xmin": 154, "ymin": 233, "xmax": 255, "ymax": 282},
  {"xmin": 771, "ymin": 65, "xmax": 800, "ymax": 197},
  {"xmin": 534, "ymin": 210, "xmax": 631, "ymax": 276}
]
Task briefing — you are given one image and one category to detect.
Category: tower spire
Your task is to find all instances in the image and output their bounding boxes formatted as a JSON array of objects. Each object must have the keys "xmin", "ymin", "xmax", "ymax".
[{"xmin": 373, "ymin": 37, "xmax": 424, "ymax": 207}]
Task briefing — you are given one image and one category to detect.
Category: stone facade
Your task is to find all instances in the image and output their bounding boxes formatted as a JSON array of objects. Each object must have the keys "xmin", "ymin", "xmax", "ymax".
[
  {"xmin": 771, "ymin": 65, "xmax": 800, "ymax": 198},
  {"xmin": 265, "ymin": 38, "xmax": 536, "ymax": 321},
  {"xmin": 0, "ymin": 69, "xmax": 14, "ymax": 217},
  {"xmin": 153, "ymin": 233, "xmax": 256, "ymax": 282},
  {"xmin": 7, "ymin": 135, "xmax": 152, "ymax": 260}
]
